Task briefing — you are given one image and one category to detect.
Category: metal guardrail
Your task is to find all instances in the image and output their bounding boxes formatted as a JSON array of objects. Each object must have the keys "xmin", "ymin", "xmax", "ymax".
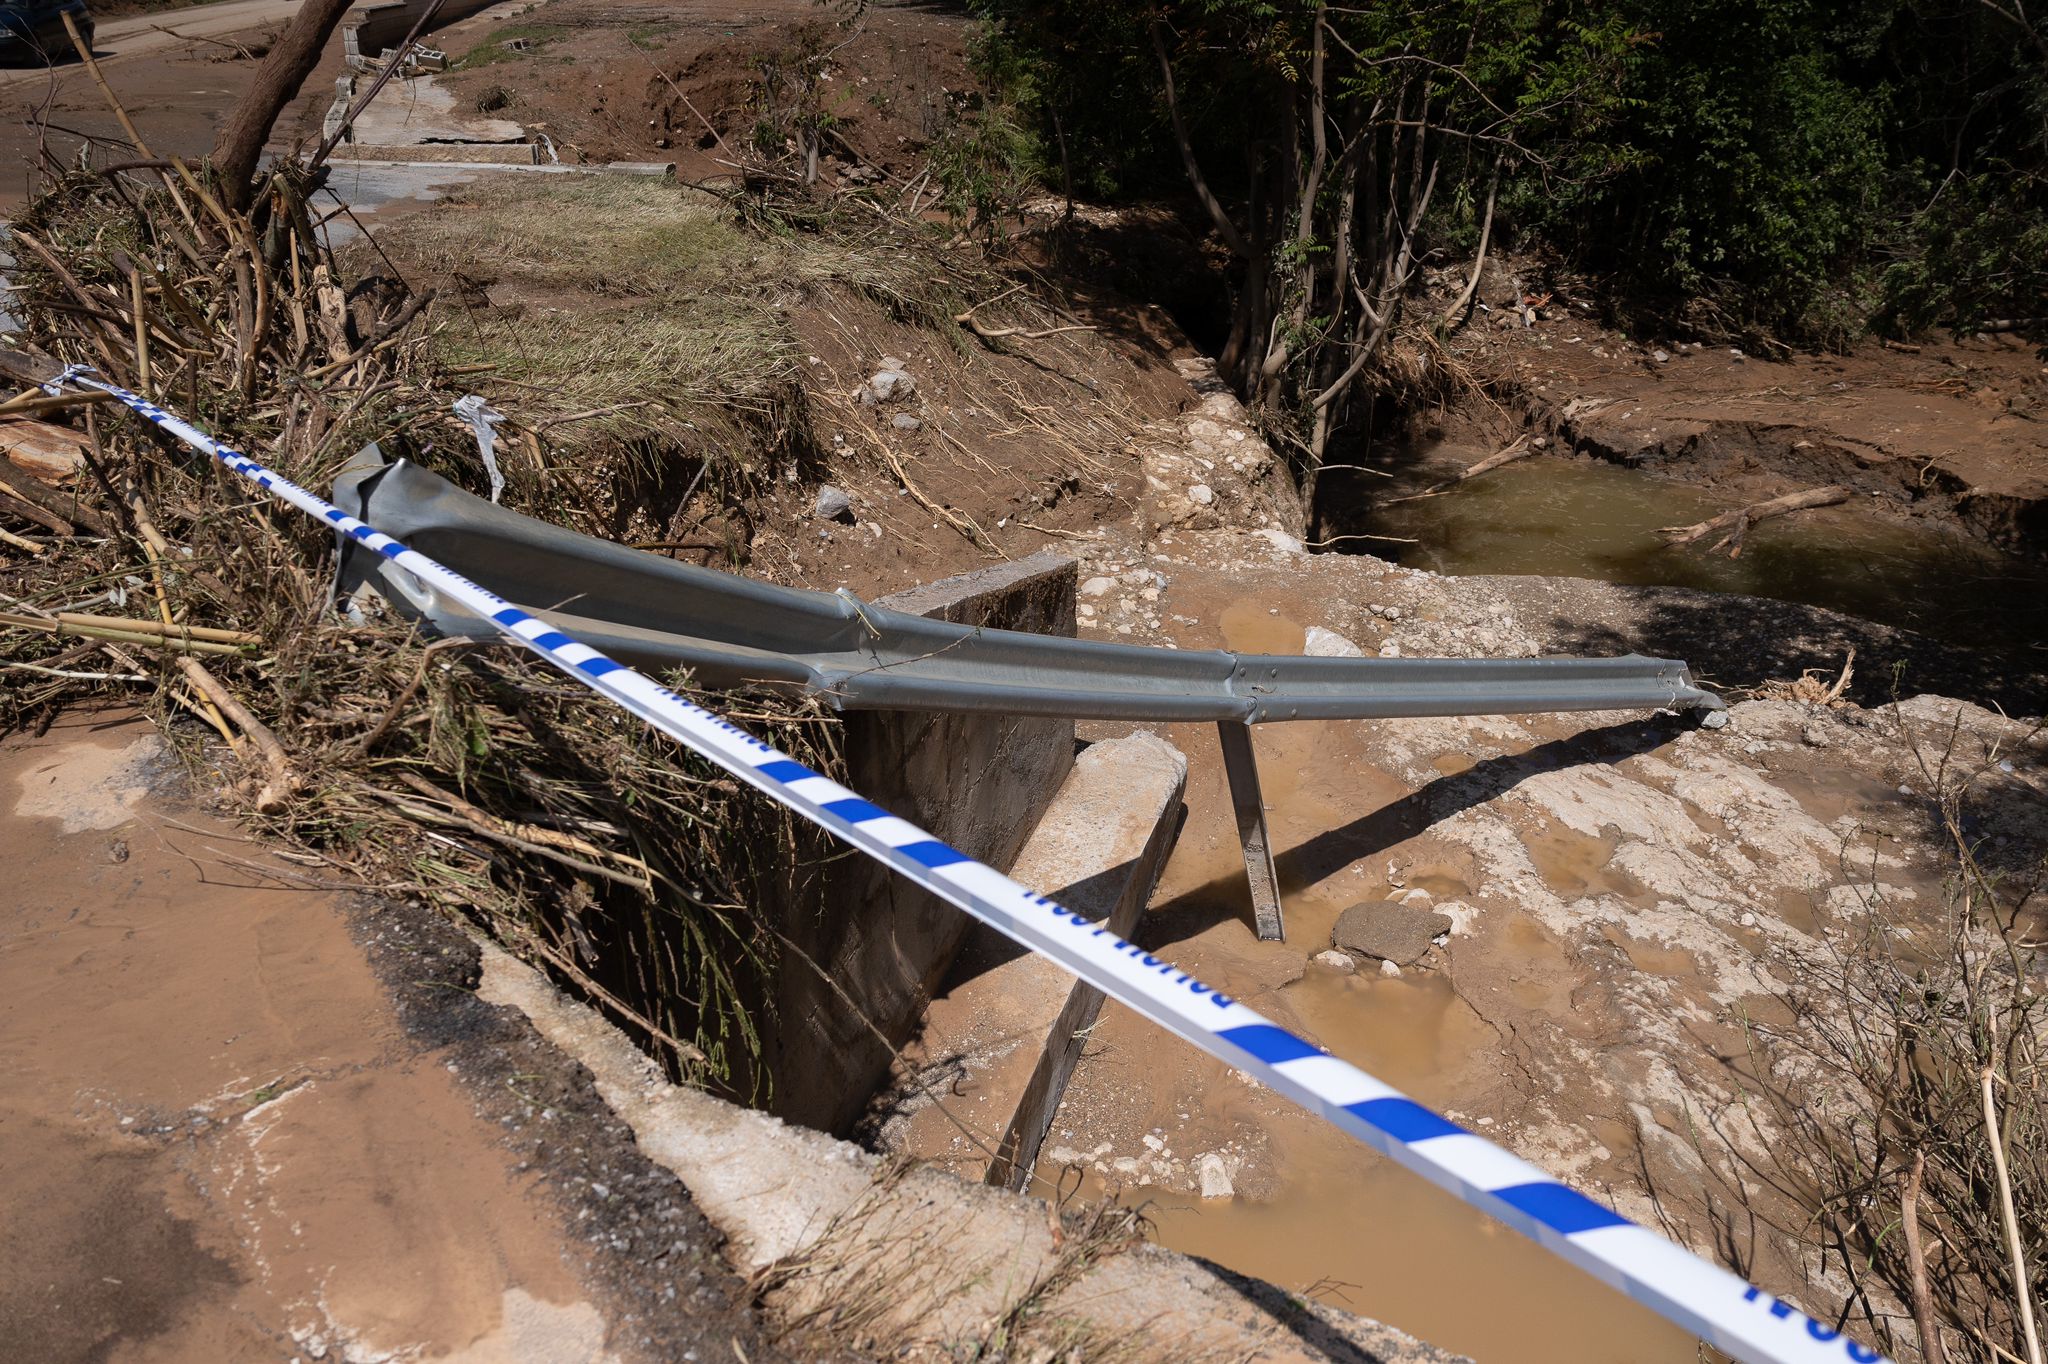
[
  {"xmin": 335, "ymin": 459, "xmax": 1723, "ymax": 939},
  {"xmin": 336, "ymin": 461, "xmax": 1723, "ymax": 725}
]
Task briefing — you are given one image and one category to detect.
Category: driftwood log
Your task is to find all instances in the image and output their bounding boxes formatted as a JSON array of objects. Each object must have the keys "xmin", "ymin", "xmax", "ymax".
[
  {"xmin": 1377, "ymin": 434, "xmax": 1536, "ymax": 506},
  {"xmin": 1658, "ymin": 485, "xmax": 1850, "ymax": 557}
]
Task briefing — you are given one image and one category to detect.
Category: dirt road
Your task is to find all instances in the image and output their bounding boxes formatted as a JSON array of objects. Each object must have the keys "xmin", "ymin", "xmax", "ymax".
[{"xmin": 0, "ymin": 709, "xmax": 761, "ymax": 1363}]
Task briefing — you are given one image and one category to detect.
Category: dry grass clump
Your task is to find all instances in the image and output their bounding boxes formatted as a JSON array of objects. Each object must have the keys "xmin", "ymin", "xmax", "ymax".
[
  {"xmin": 1743, "ymin": 713, "xmax": 2046, "ymax": 1364},
  {"xmin": 0, "ymin": 156, "xmax": 864, "ymax": 1091},
  {"xmin": 377, "ymin": 174, "xmax": 752, "ymax": 296}
]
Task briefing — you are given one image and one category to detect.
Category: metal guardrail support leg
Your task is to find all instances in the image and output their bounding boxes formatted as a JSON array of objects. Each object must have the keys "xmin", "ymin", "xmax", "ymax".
[{"xmin": 1217, "ymin": 721, "xmax": 1284, "ymax": 942}]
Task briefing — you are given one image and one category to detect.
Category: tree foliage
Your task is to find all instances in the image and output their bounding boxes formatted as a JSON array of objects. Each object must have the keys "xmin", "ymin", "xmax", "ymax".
[{"xmin": 975, "ymin": 0, "xmax": 2048, "ymax": 379}]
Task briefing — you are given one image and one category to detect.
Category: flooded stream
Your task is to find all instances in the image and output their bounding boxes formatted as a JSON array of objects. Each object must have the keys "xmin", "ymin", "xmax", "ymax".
[{"xmin": 1338, "ymin": 451, "xmax": 2048, "ymax": 654}]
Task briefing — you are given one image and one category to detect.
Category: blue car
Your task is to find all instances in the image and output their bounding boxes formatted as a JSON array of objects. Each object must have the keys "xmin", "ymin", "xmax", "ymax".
[{"xmin": 0, "ymin": 0, "xmax": 93, "ymax": 64}]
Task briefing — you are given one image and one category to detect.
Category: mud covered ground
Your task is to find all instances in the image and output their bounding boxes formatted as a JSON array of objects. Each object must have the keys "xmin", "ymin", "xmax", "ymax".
[{"xmin": 0, "ymin": 709, "xmax": 773, "ymax": 1363}]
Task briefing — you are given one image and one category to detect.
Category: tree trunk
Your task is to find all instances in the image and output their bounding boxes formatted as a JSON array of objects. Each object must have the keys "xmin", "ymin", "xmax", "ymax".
[{"xmin": 211, "ymin": 0, "xmax": 356, "ymax": 211}]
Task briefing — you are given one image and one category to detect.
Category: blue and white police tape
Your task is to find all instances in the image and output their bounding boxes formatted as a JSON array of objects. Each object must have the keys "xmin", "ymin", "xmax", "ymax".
[{"xmin": 57, "ymin": 365, "xmax": 1890, "ymax": 1364}]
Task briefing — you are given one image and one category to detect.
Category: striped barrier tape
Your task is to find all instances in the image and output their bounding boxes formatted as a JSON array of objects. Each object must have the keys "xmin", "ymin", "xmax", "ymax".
[{"xmin": 55, "ymin": 366, "xmax": 1890, "ymax": 1364}]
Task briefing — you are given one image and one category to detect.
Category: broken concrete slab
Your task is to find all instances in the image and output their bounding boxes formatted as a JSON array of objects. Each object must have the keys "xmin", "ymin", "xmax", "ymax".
[
  {"xmin": 881, "ymin": 729, "xmax": 1187, "ymax": 1190},
  {"xmin": 1332, "ymin": 900, "xmax": 1454, "ymax": 966},
  {"xmin": 478, "ymin": 941, "xmax": 1466, "ymax": 1364}
]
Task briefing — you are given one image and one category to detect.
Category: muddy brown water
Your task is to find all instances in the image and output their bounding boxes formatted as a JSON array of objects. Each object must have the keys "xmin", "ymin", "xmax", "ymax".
[
  {"xmin": 1345, "ymin": 452, "xmax": 2048, "ymax": 654},
  {"xmin": 1049, "ymin": 604, "xmax": 1721, "ymax": 1364}
]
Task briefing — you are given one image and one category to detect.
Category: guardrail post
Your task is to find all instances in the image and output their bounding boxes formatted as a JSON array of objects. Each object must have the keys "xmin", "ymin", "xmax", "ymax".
[{"xmin": 1217, "ymin": 721, "xmax": 1284, "ymax": 941}]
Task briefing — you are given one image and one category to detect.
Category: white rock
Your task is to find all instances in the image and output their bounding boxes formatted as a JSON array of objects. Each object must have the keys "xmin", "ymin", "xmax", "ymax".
[
  {"xmin": 867, "ymin": 369, "xmax": 916, "ymax": 402},
  {"xmin": 1652, "ymin": 348, "xmax": 1671, "ymax": 363},
  {"xmin": 1304, "ymin": 626, "xmax": 1365, "ymax": 658},
  {"xmin": 1080, "ymin": 576, "xmax": 1115, "ymax": 598},
  {"xmin": 1188, "ymin": 483, "xmax": 1215, "ymax": 506},
  {"xmin": 1254, "ymin": 528, "xmax": 1305, "ymax": 554},
  {"xmin": 1380, "ymin": 959, "xmax": 1403, "ymax": 977},
  {"xmin": 1313, "ymin": 948, "xmax": 1356, "ymax": 973},
  {"xmin": 1378, "ymin": 642, "xmax": 1402, "ymax": 658},
  {"xmin": 1197, "ymin": 1152, "xmax": 1234, "ymax": 1199},
  {"xmin": 890, "ymin": 412, "xmax": 921, "ymax": 431}
]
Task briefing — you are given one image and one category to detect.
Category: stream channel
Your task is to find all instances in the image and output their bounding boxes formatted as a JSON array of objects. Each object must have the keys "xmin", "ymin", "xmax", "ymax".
[{"xmin": 1331, "ymin": 445, "xmax": 2048, "ymax": 658}]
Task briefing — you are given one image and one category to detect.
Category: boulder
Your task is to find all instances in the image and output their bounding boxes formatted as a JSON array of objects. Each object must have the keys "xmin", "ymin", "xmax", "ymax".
[{"xmin": 1331, "ymin": 900, "xmax": 1453, "ymax": 966}]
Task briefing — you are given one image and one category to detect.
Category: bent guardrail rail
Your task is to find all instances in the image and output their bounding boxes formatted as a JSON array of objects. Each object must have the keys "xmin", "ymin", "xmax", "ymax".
[
  {"xmin": 334, "ymin": 458, "xmax": 1722, "ymax": 940},
  {"xmin": 44, "ymin": 368, "xmax": 1881, "ymax": 1364}
]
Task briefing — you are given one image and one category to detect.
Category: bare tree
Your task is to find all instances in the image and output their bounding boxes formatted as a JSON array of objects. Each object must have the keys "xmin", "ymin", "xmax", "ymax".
[{"xmin": 211, "ymin": 0, "xmax": 356, "ymax": 211}]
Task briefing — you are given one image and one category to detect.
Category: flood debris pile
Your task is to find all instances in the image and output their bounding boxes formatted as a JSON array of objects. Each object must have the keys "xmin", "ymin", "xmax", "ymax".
[{"xmin": 0, "ymin": 154, "xmax": 855, "ymax": 1093}]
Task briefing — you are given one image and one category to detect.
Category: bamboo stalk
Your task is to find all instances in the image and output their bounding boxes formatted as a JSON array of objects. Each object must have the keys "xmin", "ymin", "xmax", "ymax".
[
  {"xmin": 0, "ymin": 525, "xmax": 45, "ymax": 555},
  {"xmin": 61, "ymin": 12, "xmax": 155, "ymax": 159},
  {"xmin": 57, "ymin": 609, "xmax": 258, "ymax": 644},
  {"xmin": 0, "ymin": 390, "xmax": 118, "ymax": 419},
  {"xmin": 130, "ymin": 271, "xmax": 151, "ymax": 392},
  {"xmin": 0, "ymin": 611, "xmax": 250, "ymax": 655}
]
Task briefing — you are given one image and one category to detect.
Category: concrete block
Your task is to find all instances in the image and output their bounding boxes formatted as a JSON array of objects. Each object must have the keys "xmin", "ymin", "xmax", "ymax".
[
  {"xmin": 758, "ymin": 552, "xmax": 1078, "ymax": 1134},
  {"xmin": 886, "ymin": 730, "xmax": 1187, "ymax": 1189}
]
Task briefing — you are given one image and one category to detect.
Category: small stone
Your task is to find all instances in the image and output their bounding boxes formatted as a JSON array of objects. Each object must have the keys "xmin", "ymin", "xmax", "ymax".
[
  {"xmin": 1332, "ymin": 900, "xmax": 1454, "ymax": 966},
  {"xmin": 1395, "ymin": 887, "xmax": 1434, "ymax": 907},
  {"xmin": 1651, "ymin": 348, "xmax": 1671, "ymax": 363},
  {"xmin": 812, "ymin": 485, "xmax": 853, "ymax": 522},
  {"xmin": 1197, "ymin": 1152, "xmax": 1234, "ymax": 1199},
  {"xmin": 1304, "ymin": 626, "xmax": 1364, "ymax": 658},
  {"xmin": 1142, "ymin": 1134, "xmax": 1165, "ymax": 1152},
  {"xmin": 1377, "ymin": 641, "xmax": 1402, "ymax": 658},
  {"xmin": 890, "ymin": 412, "xmax": 921, "ymax": 431},
  {"xmin": 1802, "ymin": 721, "xmax": 1830, "ymax": 747},
  {"xmin": 1187, "ymin": 483, "xmax": 1215, "ymax": 506},
  {"xmin": 1080, "ymin": 576, "xmax": 1115, "ymax": 598},
  {"xmin": 1380, "ymin": 959, "xmax": 1402, "ymax": 977},
  {"xmin": 1380, "ymin": 605, "xmax": 1402, "ymax": 621},
  {"xmin": 866, "ymin": 369, "xmax": 915, "ymax": 403},
  {"xmin": 1312, "ymin": 949, "xmax": 1356, "ymax": 973}
]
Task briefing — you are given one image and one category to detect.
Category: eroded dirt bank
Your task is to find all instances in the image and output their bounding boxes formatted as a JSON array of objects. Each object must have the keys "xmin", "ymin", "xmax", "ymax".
[{"xmin": 0, "ymin": 710, "xmax": 768, "ymax": 1363}]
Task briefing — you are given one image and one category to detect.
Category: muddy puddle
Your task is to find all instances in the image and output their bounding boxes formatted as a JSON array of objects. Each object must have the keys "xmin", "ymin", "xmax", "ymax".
[
  {"xmin": 1103, "ymin": 603, "xmax": 1717, "ymax": 1362},
  {"xmin": 1046, "ymin": 964, "xmax": 1712, "ymax": 1364},
  {"xmin": 1341, "ymin": 452, "xmax": 2048, "ymax": 653}
]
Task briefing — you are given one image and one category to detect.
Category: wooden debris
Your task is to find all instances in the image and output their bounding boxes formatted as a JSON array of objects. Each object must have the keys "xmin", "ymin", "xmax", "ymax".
[
  {"xmin": 1657, "ymin": 485, "xmax": 1851, "ymax": 557},
  {"xmin": 0, "ymin": 418, "xmax": 89, "ymax": 485},
  {"xmin": 1377, "ymin": 434, "xmax": 1534, "ymax": 506}
]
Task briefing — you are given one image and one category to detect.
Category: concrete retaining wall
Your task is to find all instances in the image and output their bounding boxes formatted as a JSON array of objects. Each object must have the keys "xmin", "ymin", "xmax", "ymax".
[{"xmin": 760, "ymin": 552, "xmax": 1077, "ymax": 1133}]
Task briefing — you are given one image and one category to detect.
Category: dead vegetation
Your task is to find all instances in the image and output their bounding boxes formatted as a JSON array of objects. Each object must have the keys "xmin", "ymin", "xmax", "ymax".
[
  {"xmin": 1717, "ymin": 707, "xmax": 2048, "ymax": 1364},
  {"xmin": 0, "ymin": 136, "xmax": 874, "ymax": 1093}
]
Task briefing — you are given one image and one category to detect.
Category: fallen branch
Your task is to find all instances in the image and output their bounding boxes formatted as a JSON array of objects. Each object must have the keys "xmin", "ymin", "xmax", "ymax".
[
  {"xmin": 0, "ymin": 472, "xmax": 117, "ymax": 536},
  {"xmin": 175, "ymin": 655, "xmax": 296, "ymax": 809},
  {"xmin": 1376, "ymin": 435, "xmax": 1534, "ymax": 506},
  {"xmin": 1657, "ymin": 485, "xmax": 1850, "ymax": 557}
]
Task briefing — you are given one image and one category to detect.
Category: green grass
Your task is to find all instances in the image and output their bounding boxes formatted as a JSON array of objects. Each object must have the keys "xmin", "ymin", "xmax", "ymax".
[{"xmin": 455, "ymin": 22, "xmax": 568, "ymax": 69}]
